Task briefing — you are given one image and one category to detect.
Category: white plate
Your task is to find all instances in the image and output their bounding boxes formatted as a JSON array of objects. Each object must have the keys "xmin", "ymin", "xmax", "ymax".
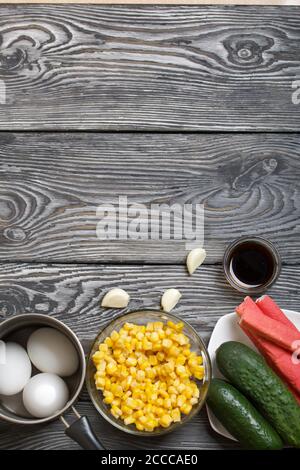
[{"xmin": 207, "ymin": 309, "xmax": 300, "ymax": 441}]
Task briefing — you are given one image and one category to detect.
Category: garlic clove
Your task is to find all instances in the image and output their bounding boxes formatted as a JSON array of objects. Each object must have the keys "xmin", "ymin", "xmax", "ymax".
[
  {"xmin": 101, "ymin": 288, "xmax": 130, "ymax": 308},
  {"xmin": 161, "ymin": 288, "xmax": 182, "ymax": 313},
  {"xmin": 186, "ymin": 248, "xmax": 206, "ymax": 275}
]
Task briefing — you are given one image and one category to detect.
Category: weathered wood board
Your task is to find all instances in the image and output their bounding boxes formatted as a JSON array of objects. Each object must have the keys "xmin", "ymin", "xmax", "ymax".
[
  {"xmin": 0, "ymin": 5, "xmax": 299, "ymax": 130},
  {"xmin": 1, "ymin": 132, "xmax": 299, "ymax": 264},
  {"xmin": 0, "ymin": 262, "xmax": 299, "ymax": 449},
  {"xmin": 1, "ymin": 1, "xmax": 300, "ymax": 5}
]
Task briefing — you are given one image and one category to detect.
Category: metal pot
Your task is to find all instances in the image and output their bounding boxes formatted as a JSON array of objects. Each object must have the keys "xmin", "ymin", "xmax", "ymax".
[{"xmin": 0, "ymin": 314, "xmax": 104, "ymax": 450}]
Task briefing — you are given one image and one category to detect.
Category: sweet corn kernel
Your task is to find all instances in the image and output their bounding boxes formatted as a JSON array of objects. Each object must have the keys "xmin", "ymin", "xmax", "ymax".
[
  {"xmin": 104, "ymin": 337, "xmax": 113, "ymax": 347},
  {"xmin": 176, "ymin": 355, "xmax": 186, "ymax": 366},
  {"xmin": 164, "ymin": 398, "xmax": 172, "ymax": 409},
  {"xmin": 183, "ymin": 348, "xmax": 191, "ymax": 357},
  {"xmin": 137, "ymin": 370, "xmax": 146, "ymax": 381},
  {"xmin": 177, "ymin": 395, "xmax": 186, "ymax": 407},
  {"xmin": 159, "ymin": 415, "xmax": 172, "ymax": 428},
  {"xmin": 139, "ymin": 415, "xmax": 147, "ymax": 425},
  {"xmin": 112, "ymin": 398, "xmax": 121, "ymax": 407},
  {"xmin": 111, "ymin": 405, "xmax": 122, "ymax": 417},
  {"xmin": 153, "ymin": 322, "xmax": 164, "ymax": 331},
  {"xmin": 171, "ymin": 408, "xmax": 181, "ymax": 422},
  {"xmin": 154, "ymin": 406, "xmax": 164, "ymax": 417},
  {"xmin": 156, "ymin": 398, "xmax": 164, "ymax": 407},
  {"xmin": 146, "ymin": 323, "xmax": 154, "ymax": 332},
  {"xmin": 142, "ymin": 339, "xmax": 152, "ymax": 350},
  {"xmin": 152, "ymin": 342, "xmax": 163, "ymax": 352},
  {"xmin": 93, "ymin": 351, "xmax": 105, "ymax": 363},
  {"xmin": 175, "ymin": 322, "xmax": 184, "ymax": 331},
  {"xmin": 169, "ymin": 346, "xmax": 180, "ymax": 357},
  {"xmin": 110, "ymin": 331, "xmax": 119, "ymax": 342},
  {"xmin": 162, "ymin": 339, "xmax": 172, "ymax": 349},
  {"xmin": 170, "ymin": 393, "xmax": 177, "ymax": 405},
  {"xmin": 176, "ymin": 365, "xmax": 188, "ymax": 377},
  {"xmin": 144, "ymin": 418, "xmax": 157, "ymax": 430},
  {"xmin": 157, "ymin": 352, "xmax": 165, "ymax": 362},
  {"xmin": 158, "ymin": 330, "xmax": 166, "ymax": 340},
  {"xmin": 95, "ymin": 369, "xmax": 106, "ymax": 378},
  {"xmin": 149, "ymin": 354, "xmax": 158, "ymax": 366},
  {"xmin": 194, "ymin": 366, "xmax": 205, "ymax": 380},
  {"xmin": 129, "ymin": 366, "xmax": 137, "ymax": 378},
  {"xmin": 96, "ymin": 377, "xmax": 105, "ymax": 389},
  {"xmin": 121, "ymin": 405, "xmax": 132, "ymax": 415},
  {"xmin": 185, "ymin": 387, "xmax": 193, "ymax": 399},
  {"xmin": 150, "ymin": 332, "xmax": 159, "ymax": 342},
  {"xmin": 124, "ymin": 416, "xmax": 135, "ymax": 425},
  {"xmin": 114, "ymin": 385, "xmax": 123, "ymax": 397},
  {"xmin": 104, "ymin": 394, "xmax": 114, "ymax": 405},
  {"xmin": 126, "ymin": 356, "xmax": 137, "ymax": 367},
  {"xmin": 106, "ymin": 363, "xmax": 117, "ymax": 375},
  {"xmin": 114, "ymin": 349, "xmax": 122, "ymax": 359},
  {"xmin": 181, "ymin": 403, "xmax": 193, "ymax": 415}
]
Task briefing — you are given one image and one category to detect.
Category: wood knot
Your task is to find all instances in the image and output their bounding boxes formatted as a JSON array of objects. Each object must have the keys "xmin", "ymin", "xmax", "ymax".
[
  {"xmin": 232, "ymin": 158, "xmax": 278, "ymax": 192},
  {"xmin": 224, "ymin": 34, "xmax": 274, "ymax": 67},
  {"xmin": 0, "ymin": 286, "xmax": 30, "ymax": 318},
  {"xmin": 3, "ymin": 226, "xmax": 27, "ymax": 242},
  {"xmin": 0, "ymin": 200, "xmax": 16, "ymax": 222},
  {"xmin": 0, "ymin": 47, "xmax": 27, "ymax": 72}
]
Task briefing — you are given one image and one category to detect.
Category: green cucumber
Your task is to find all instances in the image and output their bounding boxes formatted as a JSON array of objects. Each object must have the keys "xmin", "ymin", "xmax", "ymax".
[
  {"xmin": 207, "ymin": 378, "xmax": 283, "ymax": 449},
  {"xmin": 216, "ymin": 341, "xmax": 300, "ymax": 447}
]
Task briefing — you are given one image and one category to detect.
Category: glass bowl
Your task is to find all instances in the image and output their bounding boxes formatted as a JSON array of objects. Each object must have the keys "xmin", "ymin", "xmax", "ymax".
[
  {"xmin": 223, "ymin": 236, "xmax": 281, "ymax": 294},
  {"xmin": 86, "ymin": 309, "xmax": 211, "ymax": 437}
]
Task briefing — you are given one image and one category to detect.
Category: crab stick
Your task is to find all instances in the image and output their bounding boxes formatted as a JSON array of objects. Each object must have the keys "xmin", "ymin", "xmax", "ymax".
[{"xmin": 236, "ymin": 296, "xmax": 300, "ymax": 352}]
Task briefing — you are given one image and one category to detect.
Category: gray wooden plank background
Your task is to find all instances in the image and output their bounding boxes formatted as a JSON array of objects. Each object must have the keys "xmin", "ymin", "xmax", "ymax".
[
  {"xmin": 0, "ymin": 5, "xmax": 299, "ymax": 130},
  {"xmin": 0, "ymin": 132, "xmax": 299, "ymax": 264},
  {"xmin": 0, "ymin": 262, "xmax": 299, "ymax": 450},
  {"xmin": 0, "ymin": 4, "xmax": 299, "ymax": 451}
]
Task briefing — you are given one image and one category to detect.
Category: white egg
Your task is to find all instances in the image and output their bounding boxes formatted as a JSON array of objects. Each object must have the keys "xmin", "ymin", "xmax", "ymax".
[
  {"xmin": 0, "ymin": 342, "xmax": 32, "ymax": 396},
  {"xmin": 0, "ymin": 392, "xmax": 32, "ymax": 418},
  {"xmin": 23, "ymin": 373, "xmax": 69, "ymax": 418},
  {"xmin": 27, "ymin": 327, "xmax": 79, "ymax": 377}
]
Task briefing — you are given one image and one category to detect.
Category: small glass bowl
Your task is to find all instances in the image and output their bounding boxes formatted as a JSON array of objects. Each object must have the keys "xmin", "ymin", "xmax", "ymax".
[
  {"xmin": 223, "ymin": 236, "xmax": 281, "ymax": 294},
  {"xmin": 86, "ymin": 310, "xmax": 211, "ymax": 437}
]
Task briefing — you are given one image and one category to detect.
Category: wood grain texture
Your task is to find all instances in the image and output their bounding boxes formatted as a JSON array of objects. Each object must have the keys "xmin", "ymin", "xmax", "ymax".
[
  {"xmin": 0, "ymin": 261, "xmax": 299, "ymax": 450},
  {"xmin": 2, "ymin": 1, "xmax": 300, "ymax": 4},
  {"xmin": 0, "ymin": 132, "xmax": 299, "ymax": 263},
  {"xmin": 0, "ymin": 5, "xmax": 299, "ymax": 130}
]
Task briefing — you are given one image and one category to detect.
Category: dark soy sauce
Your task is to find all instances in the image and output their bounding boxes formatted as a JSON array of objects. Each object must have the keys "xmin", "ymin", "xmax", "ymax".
[{"xmin": 229, "ymin": 241, "xmax": 275, "ymax": 288}]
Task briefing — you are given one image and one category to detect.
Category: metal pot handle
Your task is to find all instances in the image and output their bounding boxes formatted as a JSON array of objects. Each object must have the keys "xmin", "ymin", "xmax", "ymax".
[{"xmin": 61, "ymin": 407, "xmax": 105, "ymax": 450}]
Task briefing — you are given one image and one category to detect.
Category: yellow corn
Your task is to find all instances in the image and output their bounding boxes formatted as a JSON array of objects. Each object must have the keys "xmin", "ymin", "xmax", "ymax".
[
  {"xmin": 162, "ymin": 338, "xmax": 172, "ymax": 349},
  {"xmin": 124, "ymin": 416, "xmax": 135, "ymax": 425},
  {"xmin": 181, "ymin": 403, "xmax": 192, "ymax": 415},
  {"xmin": 159, "ymin": 415, "xmax": 172, "ymax": 428},
  {"xmin": 153, "ymin": 322, "xmax": 164, "ymax": 331},
  {"xmin": 106, "ymin": 362, "xmax": 117, "ymax": 375},
  {"xmin": 93, "ymin": 319, "xmax": 202, "ymax": 432},
  {"xmin": 111, "ymin": 405, "xmax": 122, "ymax": 418},
  {"xmin": 110, "ymin": 331, "xmax": 119, "ymax": 342},
  {"xmin": 171, "ymin": 408, "xmax": 181, "ymax": 422}
]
